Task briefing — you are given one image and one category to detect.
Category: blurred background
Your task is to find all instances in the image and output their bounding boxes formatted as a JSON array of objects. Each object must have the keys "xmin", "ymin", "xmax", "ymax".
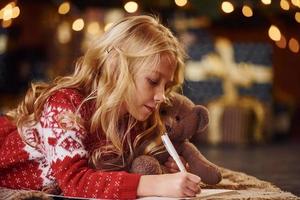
[{"xmin": 0, "ymin": 0, "xmax": 299, "ymax": 196}]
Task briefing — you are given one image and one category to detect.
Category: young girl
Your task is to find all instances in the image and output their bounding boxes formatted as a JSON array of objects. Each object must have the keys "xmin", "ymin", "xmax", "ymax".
[{"xmin": 0, "ymin": 15, "xmax": 201, "ymax": 199}]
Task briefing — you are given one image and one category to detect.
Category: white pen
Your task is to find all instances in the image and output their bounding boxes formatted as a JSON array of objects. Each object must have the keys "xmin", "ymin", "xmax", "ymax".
[{"xmin": 161, "ymin": 133, "xmax": 187, "ymax": 172}]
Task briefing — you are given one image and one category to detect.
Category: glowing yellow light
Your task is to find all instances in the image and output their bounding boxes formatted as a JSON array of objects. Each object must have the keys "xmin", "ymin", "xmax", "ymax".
[
  {"xmin": 58, "ymin": 2, "xmax": 70, "ymax": 15},
  {"xmin": 87, "ymin": 21, "xmax": 101, "ymax": 35},
  {"xmin": 124, "ymin": 1, "xmax": 138, "ymax": 13},
  {"xmin": 72, "ymin": 18, "xmax": 84, "ymax": 31},
  {"xmin": 2, "ymin": 19, "xmax": 12, "ymax": 28},
  {"xmin": 261, "ymin": 0, "xmax": 271, "ymax": 5},
  {"xmin": 0, "ymin": 34, "xmax": 8, "ymax": 54},
  {"xmin": 268, "ymin": 25, "xmax": 281, "ymax": 41},
  {"xmin": 291, "ymin": 0, "xmax": 300, "ymax": 7},
  {"xmin": 12, "ymin": 6, "xmax": 20, "ymax": 18},
  {"xmin": 57, "ymin": 21, "xmax": 71, "ymax": 44},
  {"xmin": 295, "ymin": 12, "xmax": 300, "ymax": 23},
  {"xmin": 175, "ymin": 0, "xmax": 188, "ymax": 7},
  {"xmin": 275, "ymin": 35, "xmax": 286, "ymax": 48},
  {"xmin": 104, "ymin": 22, "xmax": 113, "ymax": 32},
  {"xmin": 242, "ymin": 5, "xmax": 253, "ymax": 17},
  {"xmin": 8, "ymin": 2, "xmax": 16, "ymax": 7},
  {"xmin": 288, "ymin": 38, "xmax": 299, "ymax": 53},
  {"xmin": 3, "ymin": 4, "xmax": 13, "ymax": 21},
  {"xmin": 280, "ymin": 0, "xmax": 290, "ymax": 10},
  {"xmin": 221, "ymin": 1, "xmax": 234, "ymax": 13}
]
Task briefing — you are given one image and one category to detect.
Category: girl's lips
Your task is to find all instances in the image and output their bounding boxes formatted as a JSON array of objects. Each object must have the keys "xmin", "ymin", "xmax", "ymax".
[{"xmin": 144, "ymin": 105, "xmax": 155, "ymax": 113}]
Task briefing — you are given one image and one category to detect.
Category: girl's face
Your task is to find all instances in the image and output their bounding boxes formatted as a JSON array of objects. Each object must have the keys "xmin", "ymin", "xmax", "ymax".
[{"xmin": 126, "ymin": 54, "xmax": 177, "ymax": 121}]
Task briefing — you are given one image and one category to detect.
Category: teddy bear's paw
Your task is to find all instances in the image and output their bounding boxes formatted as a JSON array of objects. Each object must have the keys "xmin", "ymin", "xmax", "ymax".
[
  {"xmin": 130, "ymin": 155, "xmax": 163, "ymax": 175},
  {"xmin": 198, "ymin": 167, "xmax": 222, "ymax": 185}
]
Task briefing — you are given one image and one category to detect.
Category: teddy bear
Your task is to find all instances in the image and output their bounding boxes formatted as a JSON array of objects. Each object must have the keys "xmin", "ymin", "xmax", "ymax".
[{"xmin": 130, "ymin": 93, "xmax": 222, "ymax": 185}]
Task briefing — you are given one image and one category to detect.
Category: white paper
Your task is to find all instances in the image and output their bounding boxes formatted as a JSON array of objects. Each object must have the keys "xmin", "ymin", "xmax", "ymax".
[{"xmin": 138, "ymin": 189, "xmax": 238, "ymax": 199}]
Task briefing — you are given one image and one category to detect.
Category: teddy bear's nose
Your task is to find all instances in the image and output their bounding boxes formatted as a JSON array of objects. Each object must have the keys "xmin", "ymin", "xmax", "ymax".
[{"xmin": 165, "ymin": 125, "xmax": 172, "ymax": 133}]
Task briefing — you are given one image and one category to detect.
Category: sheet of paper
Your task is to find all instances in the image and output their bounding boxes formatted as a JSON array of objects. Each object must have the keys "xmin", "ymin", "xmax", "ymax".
[
  {"xmin": 196, "ymin": 189, "xmax": 238, "ymax": 199},
  {"xmin": 138, "ymin": 189, "xmax": 238, "ymax": 199}
]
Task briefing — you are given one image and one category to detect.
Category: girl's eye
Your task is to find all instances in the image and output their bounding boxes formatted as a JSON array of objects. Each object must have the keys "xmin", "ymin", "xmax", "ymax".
[{"xmin": 147, "ymin": 78, "xmax": 159, "ymax": 86}]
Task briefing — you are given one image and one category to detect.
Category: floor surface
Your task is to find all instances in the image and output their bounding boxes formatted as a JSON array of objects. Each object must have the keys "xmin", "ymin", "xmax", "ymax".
[{"xmin": 197, "ymin": 142, "xmax": 300, "ymax": 196}]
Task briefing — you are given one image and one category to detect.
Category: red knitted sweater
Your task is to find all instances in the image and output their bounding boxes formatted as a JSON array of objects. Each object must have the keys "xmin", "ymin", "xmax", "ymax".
[{"xmin": 0, "ymin": 88, "xmax": 141, "ymax": 199}]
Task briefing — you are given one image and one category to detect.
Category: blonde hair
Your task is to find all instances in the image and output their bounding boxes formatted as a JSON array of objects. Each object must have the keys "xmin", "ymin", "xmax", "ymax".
[{"xmin": 7, "ymin": 15, "xmax": 186, "ymax": 170}]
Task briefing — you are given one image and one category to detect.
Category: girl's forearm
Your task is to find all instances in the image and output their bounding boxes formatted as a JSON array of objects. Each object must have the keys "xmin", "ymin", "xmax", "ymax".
[
  {"xmin": 137, "ymin": 175, "xmax": 161, "ymax": 197},
  {"xmin": 137, "ymin": 175, "xmax": 158, "ymax": 197}
]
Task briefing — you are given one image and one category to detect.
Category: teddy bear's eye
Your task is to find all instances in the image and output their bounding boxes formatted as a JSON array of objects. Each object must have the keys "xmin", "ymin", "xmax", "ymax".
[
  {"xmin": 175, "ymin": 116, "xmax": 180, "ymax": 122},
  {"xmin": 160, "ymin": 109, "xmax": 167, "ymax": 115}
]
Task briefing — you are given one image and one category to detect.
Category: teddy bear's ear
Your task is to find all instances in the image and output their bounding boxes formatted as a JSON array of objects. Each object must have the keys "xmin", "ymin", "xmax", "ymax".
[{"xmin": 194, "ymin": 105, "xmax": 209, "ymax": 133}]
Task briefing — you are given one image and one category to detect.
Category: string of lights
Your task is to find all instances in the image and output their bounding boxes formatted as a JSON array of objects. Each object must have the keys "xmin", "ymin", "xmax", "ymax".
[
  {"xmin": 0, "ymin": 0, "xmax": 299, "ymax": 54},
  {"xmin": 220, "ymin": 0, "xmax": 300, "ymax": 53}
]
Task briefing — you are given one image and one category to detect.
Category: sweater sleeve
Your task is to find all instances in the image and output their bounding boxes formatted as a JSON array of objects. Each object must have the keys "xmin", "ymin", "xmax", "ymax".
[{"xmin": 40, "ymin": 89, "xmax": 141, "ymax": 199}]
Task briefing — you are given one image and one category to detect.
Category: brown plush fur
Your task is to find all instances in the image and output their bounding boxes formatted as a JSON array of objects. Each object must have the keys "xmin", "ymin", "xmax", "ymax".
[{"xmin": 130, "ymin": 93, "xmax": 222, "ymax": 185}]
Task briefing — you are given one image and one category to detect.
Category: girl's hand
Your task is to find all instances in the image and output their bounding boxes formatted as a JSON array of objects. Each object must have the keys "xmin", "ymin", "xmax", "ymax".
[
  {"xmin": 137, "ymin": 172, "xmax": 201, "ymax": 198},
  {"xmin": 164, "ymin": 156, "xmax": 190, "ymax": 173}
]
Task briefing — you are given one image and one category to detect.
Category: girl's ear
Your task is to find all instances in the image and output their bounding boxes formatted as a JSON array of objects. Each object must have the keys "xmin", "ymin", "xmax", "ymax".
[{"xmin": 194, "ymin": 105, "xmax": 209, "ymax": 133}]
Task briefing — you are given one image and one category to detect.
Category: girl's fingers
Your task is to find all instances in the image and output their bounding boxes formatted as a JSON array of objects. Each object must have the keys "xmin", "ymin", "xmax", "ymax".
[
  {"xmin": 164, "ymin": 161, "xmax": 180, "ymax": 173},
  {"xmin": 187, "ymin": 173, "xmax": 201, "ymax": 183},
  {"xmin": 164, "ymin": 161, "xmax": 171, "ymax": 167},
  {"xmin": 165, "ymin": 157, "xmax": 191, "ymax": 173},
  {"xmin": 185, "ymin": 180, "xmax": 201, "ymax": 194},
  {"xmin": 169, "ymin": 168, "xmax": 179, "ymax": 173},
  {"xmin": 185, "ymin": 163, "xmax": 190, "ymax": 171},
  {"xmin": 164, "ymin": 161, "xmax": 176, "ymax": 168},
  {"xmin": 179, "ymin": 157, "xmax": 190, "ymax": 171},
  {"xmin": 183, "ymin": 186, "xmax": 198, "ymax": 197},
  {"xmin": 164, "ymin": 161, "xmax": 179, "ymax": 170}
]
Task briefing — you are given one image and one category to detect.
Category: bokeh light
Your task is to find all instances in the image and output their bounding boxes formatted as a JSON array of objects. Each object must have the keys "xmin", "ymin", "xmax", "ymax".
[
  {"xmin": 57, "ymin": 21, "xmax": 71, "ymax": 44},
  {"xmin": 58, "ymin": 2, "xmax": 70, "ymax": 15},
  {"xmin": 295, "ymin": 12, "xmax": 300, "ymax": 23},
  {"xmin": 268, "ymin": 25, "xmax": 281, "ymax": 41},
  {"xmin": 280, "ymin": 0, "xmax": 290, "ymax": 10},
  {"xmin": 242, "ymin": 5, "xmax": 253, "ymax": 17},
  {"xmin": 72, "ymin": 18, "xmax": 84, "ymax": 31},
  {"xmin": 175, "ymin": 0, "xmax": 188, "ymax": 7},
  {"xmin": 87, "ymin": 21, "xmax": 101, "ymax": 35},
  {"xmin": 275, "ymin": 35, "xmax": 287, "ymax": 48},
  {"xmin": 288, "ymin": 38, "xmax": 299, "ymax": 53},
  {"xmin": 104, "ymin": 22, "xmax": 113, "ymax": 32},
  {"xmin": 221, "ymin": 1, "xmax": 234, "ymax": 13},
  {"xmin": 124, "ymin": 1, "xmax": 138, "ymax": 13},
  {"xmin": 261, "ymin": 0, "xmax": 272, "ymax": 5}
]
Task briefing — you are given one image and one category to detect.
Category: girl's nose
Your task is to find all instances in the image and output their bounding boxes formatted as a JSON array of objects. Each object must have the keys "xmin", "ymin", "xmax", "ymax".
[{"xmin": 154, "ymin": 89, "xmax": 166, "ymax": 104}]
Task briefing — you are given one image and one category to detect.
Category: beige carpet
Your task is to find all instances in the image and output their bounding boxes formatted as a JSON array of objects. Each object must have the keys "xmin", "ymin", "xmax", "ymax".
[
  {"xmin": 198, "ymin": 167, "xmax": 299, "ymax": 200},
  {"xmin": 0, "ymin": 167, "xmax": 299, "ymax": 200}
]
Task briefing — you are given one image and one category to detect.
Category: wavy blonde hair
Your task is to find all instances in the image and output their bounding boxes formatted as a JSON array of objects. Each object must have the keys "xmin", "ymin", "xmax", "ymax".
[{"xmin": 7, "ymin": 15, "xmax": 186, "ymax": 170}]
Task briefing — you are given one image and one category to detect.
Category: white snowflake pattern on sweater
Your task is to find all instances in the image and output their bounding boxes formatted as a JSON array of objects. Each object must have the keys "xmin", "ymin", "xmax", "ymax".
[{"xmin": 0, "ymin": 88, "xmax": 141, "ymax": 199}]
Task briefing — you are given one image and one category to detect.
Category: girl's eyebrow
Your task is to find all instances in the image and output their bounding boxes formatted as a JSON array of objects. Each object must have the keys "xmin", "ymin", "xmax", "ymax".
[{"xmin": 151, "ymin": 71, "xmax": 174, "ymax": 83}]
